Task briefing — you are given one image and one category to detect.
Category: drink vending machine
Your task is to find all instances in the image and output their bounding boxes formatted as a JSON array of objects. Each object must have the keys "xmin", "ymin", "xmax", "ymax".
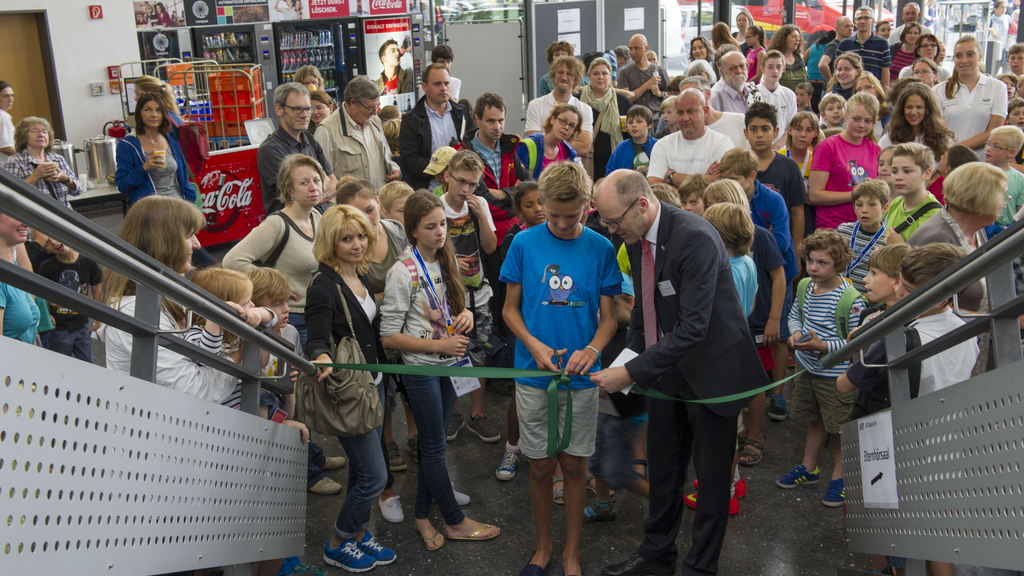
[{"xmin": 273, "ymin": 18, "xmax": 366, "ymax": 103}]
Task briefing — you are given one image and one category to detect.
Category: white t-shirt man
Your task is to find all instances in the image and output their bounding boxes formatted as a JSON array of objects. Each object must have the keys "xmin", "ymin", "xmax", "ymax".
[
  {"xmin": 707, "ymin": 112, "xmax": 750, "ymax": 150},
  {"xmin": 0, "ymin": 109, "xmax": 14, "ymax": 165},
  {"xmin": 648, "ymin": 128, "xmax": 733, "ymax": 181},
  {"xmin": 757, "ymin": 82, "xmax": 798, "ymax": 147},
  {"xmin": 524, "ymin": 92, "xmax": 595, "ymax": 136},
  {"xmin": 910, "ymin": 309, "xmax": 979, "ymax": 395}
]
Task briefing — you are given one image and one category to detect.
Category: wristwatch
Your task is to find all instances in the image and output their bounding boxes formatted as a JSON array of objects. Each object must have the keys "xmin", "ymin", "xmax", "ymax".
[{"xmin": 665, "ymin": 170, "xmax": 676, "ymax": 183}]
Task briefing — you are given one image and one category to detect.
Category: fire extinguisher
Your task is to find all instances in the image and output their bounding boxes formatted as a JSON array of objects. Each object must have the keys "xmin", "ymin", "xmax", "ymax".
[{"xmin": 104, "ymin": 120, "xmax": 127, "ymax": 140}]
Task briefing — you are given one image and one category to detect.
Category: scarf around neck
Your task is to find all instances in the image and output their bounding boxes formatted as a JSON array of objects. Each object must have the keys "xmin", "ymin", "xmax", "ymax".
[{"xmin": 580, "ymin": 85, "xmax": 623, "ymax": 148}]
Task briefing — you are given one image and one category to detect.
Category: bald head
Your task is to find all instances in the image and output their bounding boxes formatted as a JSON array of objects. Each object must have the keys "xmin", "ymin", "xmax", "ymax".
[
  {"xmin": 676, "ymin": 88, "xmax": 709, "ymax": 138},
  {"xmin": 629, "ymin": 35, "xmax": 651, "ymax": 66},
  {"xmin": 719, "ymin": 51, "xmax": 748, "ymax": 91},
  {"xmin": 594, "ymin": 170, "xmax": 657, "ymax": 244}
]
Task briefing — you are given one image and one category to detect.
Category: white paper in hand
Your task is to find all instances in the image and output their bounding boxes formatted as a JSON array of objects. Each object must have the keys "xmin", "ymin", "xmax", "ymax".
[
  {"xmin": 450, "ymin": 357, "xmax": 480, "ymax": 397},
  {"xmin": 610, "ymin": 348, "xmax": 638, "ymax": 394}
]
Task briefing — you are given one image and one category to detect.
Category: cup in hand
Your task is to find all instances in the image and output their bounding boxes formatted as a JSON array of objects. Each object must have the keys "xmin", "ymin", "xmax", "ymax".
[
  {"xmin": 42, "ymin": 162, "xmax": 59, "ymax": 181},
  {"xmin": 151, "ymin": 150, "xmax": 166, "ymax": 167}
]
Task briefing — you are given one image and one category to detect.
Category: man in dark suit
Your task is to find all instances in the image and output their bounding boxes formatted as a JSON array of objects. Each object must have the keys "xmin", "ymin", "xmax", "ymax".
[{"xmin": 590, "ymin": 170, "xmax": 768, "ymax": 576}]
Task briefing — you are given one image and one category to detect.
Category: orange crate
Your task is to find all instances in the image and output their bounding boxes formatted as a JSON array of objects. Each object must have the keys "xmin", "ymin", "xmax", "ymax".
[
  {"xmin": 211, "ymin": 89, "xmax": 254, "ymax": 106},
  {"xmin": 207, "ymin": 121, "xmax": 246, "ymax": 137},
  {"xmin": 213, "ymin": 106, "xmax": 255, "ymax": 123}
]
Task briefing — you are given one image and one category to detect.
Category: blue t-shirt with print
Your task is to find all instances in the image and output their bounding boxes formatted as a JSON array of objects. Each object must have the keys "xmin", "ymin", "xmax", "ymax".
[
  {"xmin": 500, "ymin": 224, "xmax": 622, "ymax": 389},
  {"xmin": 0, "ymin": 281, "xmax": 40, "ymax": 344}
]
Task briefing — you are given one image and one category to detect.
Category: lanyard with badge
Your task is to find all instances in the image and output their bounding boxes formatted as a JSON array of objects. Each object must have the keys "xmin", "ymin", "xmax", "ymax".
[
  {"xmin": 846, "ymin": 221, "xmax": 886, "ymax": 277},
  {"xmin": 413, "ymin": 246, "xmax": 456, "ymax": 336}
]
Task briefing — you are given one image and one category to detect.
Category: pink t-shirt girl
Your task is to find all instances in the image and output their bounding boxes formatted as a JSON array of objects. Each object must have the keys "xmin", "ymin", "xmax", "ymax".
[
  {"xmin": 809, "ymin": 133, "xmax": 881, "ymax": 229},
  {"xmin": 747, "ymin": 47, "xmax": 764, "ymax": 81}
]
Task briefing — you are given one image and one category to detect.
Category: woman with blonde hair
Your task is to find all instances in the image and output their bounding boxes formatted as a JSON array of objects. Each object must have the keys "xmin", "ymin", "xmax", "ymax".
[
  {"xmin": 134, "ymin": 75, "xmax": 182, "ymax": 122},
  {"xmin": 294, "ymin": 65, "xmax": 324, "ymax": 91},
  {"xmin": 825, "ymin": 52, "xmax": 863, "ymax": 99},
  {"xmin": 734, "ymin": 8, "xmax": 756, "ymax": 55},
  {"xmin": 307, "ymin": 204, "xmax": 397, "ymax": 571},
  {"xmin": 309, "ymin": 89, "xmax": 337, "ymax": 135},
  {"xmin": 853, "ymin": 73, "xmax": 890, "ymax": 139},
  {"xmin": 224, "ymin": 154, "xmax": 326, "ymax": 348},
  {"xmin": 934, "ymin": 35, "xmax": 1007, "ymax": 155}
]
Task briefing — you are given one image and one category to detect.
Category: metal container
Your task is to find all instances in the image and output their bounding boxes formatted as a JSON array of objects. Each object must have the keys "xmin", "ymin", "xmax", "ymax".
[
  {"xmin": 51, "ymin": 140, "xmax": 77, "ymax": 176},
  {"xmin": 84, "ymin": 135, "xmax": 117, "ymax": 187}
]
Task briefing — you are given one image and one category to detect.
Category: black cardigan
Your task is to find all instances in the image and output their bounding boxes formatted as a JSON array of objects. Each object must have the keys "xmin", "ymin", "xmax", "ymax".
[{"xmin": 305, "ymin": 263, "xmax": 382, "ymax": 379}]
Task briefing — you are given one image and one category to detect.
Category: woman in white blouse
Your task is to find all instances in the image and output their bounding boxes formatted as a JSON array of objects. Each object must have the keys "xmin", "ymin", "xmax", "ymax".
[{"xmin": 933, "ymin": 35, "xmax": 1007, "ymax": 157}]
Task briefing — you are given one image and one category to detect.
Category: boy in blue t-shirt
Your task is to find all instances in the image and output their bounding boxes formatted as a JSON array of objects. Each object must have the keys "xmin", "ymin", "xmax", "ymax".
[
  {"xmin": 605, "ymin": 105, "xmax": 658, "ymax": 174},
  {"xmin": 500, "ymin": 162, "xmax": 621, "ymax": 576}
]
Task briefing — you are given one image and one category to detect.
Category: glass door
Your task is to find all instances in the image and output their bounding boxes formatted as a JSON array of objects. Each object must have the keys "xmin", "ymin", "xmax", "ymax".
[{"xmin": 199, "ymin": 27, "xmax": 256, "ymax": 64}]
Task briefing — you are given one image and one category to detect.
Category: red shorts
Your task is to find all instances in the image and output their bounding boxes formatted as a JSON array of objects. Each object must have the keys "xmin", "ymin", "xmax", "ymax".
[{"xmin": 756, "ymin": 345, "xmax": 776, "ymax": 372}]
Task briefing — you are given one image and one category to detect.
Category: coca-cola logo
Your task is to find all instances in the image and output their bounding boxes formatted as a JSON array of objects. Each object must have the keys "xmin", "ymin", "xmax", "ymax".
[
  {"xmin": 200, "ymin": 171, "xmax": 255, "ymax": 233},
  {"xmin": 370, "ymin": 0, "xmax": 404, "ymax": 12}
]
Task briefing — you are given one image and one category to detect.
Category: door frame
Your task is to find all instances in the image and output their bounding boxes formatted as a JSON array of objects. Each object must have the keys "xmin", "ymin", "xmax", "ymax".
[{"xmin": 0, "ymin": 10, "xmax": 66, "ymax": 139}]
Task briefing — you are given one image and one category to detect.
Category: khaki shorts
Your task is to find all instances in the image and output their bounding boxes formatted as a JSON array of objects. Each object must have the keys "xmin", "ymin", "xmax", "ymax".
[
  {"xmin": 791, "ymin": 371, "xmax": 855, "ymax": 434},
  {"xmin": 516, "ymin": 383, "xmax": 599, "ymax": 460}
]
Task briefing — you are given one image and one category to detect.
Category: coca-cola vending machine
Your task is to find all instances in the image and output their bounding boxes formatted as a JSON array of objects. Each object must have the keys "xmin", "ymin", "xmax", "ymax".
[
  {"xmin": 273, "ymin": 15, "xmax": 365, "ymax": 103},
  {"xmin": 195, "ymin": 147, "xmax": 264, "ymax": 246}
]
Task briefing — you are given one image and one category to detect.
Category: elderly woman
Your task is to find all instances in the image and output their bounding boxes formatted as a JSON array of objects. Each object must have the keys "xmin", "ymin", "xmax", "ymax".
[
  {"xmin": 115, "ymin": 92, "xmax": 195, "ymax": 206},
  {"xmin": 314, "ymin": 75, "xmax": 401, "ymax": 191},
  {"xmin": 3, "ymin": 117, "xmax": 81, "ymax": 208},
  {"xmin": 579, "ymin": 57, "xmax": 632, "ymax": 179},
  {"xmin": 224, "ymin": 154, "xmax": 325, "ymax": 349},
  {"xmin": 516, "ymin": 104, "xmax": 582, "ymax": 180},
  {"xmin": 908, "ymin": 163, "xmax": 1005, "ymax": 312},
  {"xmin": 0, "ymin": 210, "xmax": 39, "ymax": 344}
]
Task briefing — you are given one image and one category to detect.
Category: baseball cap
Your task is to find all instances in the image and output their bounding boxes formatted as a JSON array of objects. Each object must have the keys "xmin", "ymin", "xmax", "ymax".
[{"xmin": 424, "ymin": 146, "xmax": 458, "ymax": 175}]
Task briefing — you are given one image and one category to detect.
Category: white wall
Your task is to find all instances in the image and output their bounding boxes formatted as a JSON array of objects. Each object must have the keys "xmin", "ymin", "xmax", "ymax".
[{"xmin": 6, "ymin": 1, "xmax": 141, "ymax": 147}]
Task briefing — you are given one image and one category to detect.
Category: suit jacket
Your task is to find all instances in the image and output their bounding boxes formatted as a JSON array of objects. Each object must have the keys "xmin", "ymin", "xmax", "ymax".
[
  {"xmin": 623, "ymin": 202, "xmax": 767, "ymax": 417},
  {"xmin": 399, "ymin": 96, "xmax": 477, "ymax": 189}
]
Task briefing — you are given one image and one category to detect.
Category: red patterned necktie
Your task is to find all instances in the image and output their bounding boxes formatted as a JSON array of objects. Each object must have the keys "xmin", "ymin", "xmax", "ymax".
[{"xmin": 641, "ymin": 238, "xmax": 658, "ymax": 349}]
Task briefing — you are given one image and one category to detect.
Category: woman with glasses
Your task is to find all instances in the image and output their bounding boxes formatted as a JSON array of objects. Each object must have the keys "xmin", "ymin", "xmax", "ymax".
[
  {"xmin": 4, "ymin": 117, "xmax": 82, "ymax": 208},
  {"xmin": 516, "ymin": 104, "xmax": 582, "ymax": 180},
  {"xmin": 899, "ymin": 33, "xmax": 950, "ymax": 81},
  {"xmin": 115, "ymin": 93, "xmax": 193, "ymax": 207}
]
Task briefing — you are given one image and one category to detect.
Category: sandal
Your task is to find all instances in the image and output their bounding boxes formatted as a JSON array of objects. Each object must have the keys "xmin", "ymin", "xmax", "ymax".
[
  {"xmin": 553, "ymin": 477, "xmax": 564, "ymax": 505},
  {"xmin": 446, "ymin": 524, "xmax": 501, "ymax": 541},
  {"xmin": 738, "ymin": 436, "xmax": 766, "ymax": 467},
  {"xmin": 419, "ymin": 528, "xmax": 445, "ymax": 551}
]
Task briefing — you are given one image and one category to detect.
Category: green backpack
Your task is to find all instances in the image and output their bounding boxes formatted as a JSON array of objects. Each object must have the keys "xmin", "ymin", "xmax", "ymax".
[
  {"xmin": 522, "ymin": 137, "xmax": 540, "ymax": 175},
  {"xmin": 796, "ymin": 277, "xmax": 862, "ymax": 339}
]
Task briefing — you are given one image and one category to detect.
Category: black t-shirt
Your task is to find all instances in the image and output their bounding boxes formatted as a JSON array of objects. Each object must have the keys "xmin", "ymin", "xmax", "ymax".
[
  {"xmin": 757, "ymin": 153, "xmax": 807, "ymax": 210},
  {"xmin": 38, "ymin": 255, "xmax": 103, "ymax": 331}
]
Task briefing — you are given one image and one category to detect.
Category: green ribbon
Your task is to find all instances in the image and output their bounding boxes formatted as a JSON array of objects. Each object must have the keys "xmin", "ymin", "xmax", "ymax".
[{"xmin": 315, "ymin": 362, "xmax": 803, "ymax": 457}]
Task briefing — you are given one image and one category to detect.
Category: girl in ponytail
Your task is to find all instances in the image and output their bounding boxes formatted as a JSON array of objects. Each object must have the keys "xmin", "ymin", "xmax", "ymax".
[{"xmin": 937, "ymin": 35, "xmax": 1006, "ymax": 155}]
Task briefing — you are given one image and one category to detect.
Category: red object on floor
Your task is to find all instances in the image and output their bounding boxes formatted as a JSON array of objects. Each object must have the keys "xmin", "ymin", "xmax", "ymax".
[
  {"xmin": 692, "ymin": 477, "xmax": 746, "ymax": 499},
  {"xmin": 684, "ymin": 493, "xmax": 739, "ymax": 515}
]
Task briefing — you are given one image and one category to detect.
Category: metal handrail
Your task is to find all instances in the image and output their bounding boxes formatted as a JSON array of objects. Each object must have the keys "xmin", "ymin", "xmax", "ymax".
[
  {"xmin": 822, "ymin": 216, "xmax": 1024, "ymax": 369},
  {"xmin": 0, "ymin": 169, "xmax": 317, "ymax": 381}
]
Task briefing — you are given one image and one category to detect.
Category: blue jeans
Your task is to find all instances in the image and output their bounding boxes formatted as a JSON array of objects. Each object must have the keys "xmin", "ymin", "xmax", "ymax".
[
  {"xmin": 402, "ymin": 373, "xmax": 465, "ymax": 525},
  {"xmin": 333, "ymin": 381, "xmax": 388, "ymax": 538},
  {"xmin": 47, "ymin": 325, "xmax": 96, "ymax": 363},
  {"xmin": 288, "ymin": 313, "xmax": 307, "ymax": 352},
  {"xmin": 307, "ymin": 442, "xmax": 327, "ymax": 488}
]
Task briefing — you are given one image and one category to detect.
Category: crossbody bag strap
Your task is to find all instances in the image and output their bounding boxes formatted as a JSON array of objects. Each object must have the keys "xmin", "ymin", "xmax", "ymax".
[{"xmin": 894, "ymin": 201, "xmax": 942, "ymax": 234}]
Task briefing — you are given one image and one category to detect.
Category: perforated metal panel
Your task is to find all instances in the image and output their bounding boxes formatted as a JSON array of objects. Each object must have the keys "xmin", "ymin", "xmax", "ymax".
[
  {"xmin": 841, "ymin": 361, "xmax": 1024, "ymax": 571},
  {"xmin": 0, "ymin": 338, "xmax": 307, "ymax": 574}
]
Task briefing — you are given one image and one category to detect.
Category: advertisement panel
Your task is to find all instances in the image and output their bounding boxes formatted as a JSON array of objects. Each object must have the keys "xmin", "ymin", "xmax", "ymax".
[
  {"xmin": 366, "ymin": 0, "xmax": 408, "ymax": 16},
  {"xmin": 269, "ymin": 0, "xmax": 311, "ymax": 20},
  {"xmin": 134, "ymin": 0, "xmax": 187, "ymax": 28},
  {"xmin": 363, "ymin": 17, "xmax": 415, "ymax": 112},
  {"xmin": 195, "ymin": 148, "xmax": 265, "ymax": 246},
  {"xmin": 307, "ymin": 0, "xmax": 350, "ymax": 18}
]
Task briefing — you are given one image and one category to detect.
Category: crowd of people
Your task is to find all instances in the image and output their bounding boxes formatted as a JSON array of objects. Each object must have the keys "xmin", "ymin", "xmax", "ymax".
[{"xmin": 2, "ymin": 5, "xmax": 1023, "ymax": 576}]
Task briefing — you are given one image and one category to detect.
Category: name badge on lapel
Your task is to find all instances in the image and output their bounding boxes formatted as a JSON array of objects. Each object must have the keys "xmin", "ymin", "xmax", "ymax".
[{"xmin": 657, "ymin": 280, "xmax": 676, "ymax": 297}]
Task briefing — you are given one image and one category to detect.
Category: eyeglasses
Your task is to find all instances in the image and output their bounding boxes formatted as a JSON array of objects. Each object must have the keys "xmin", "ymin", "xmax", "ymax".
[
  {"xmin": 598, "ymin": 196, "xmax": 640, "ymax": 229},
  {"xmin": 355, "ymin": 100, "xmax": 379, "ymax": 114},
  {"xmin": 283, "ymin": 104, "xmax": 312, "ymax": 115},
  {"xmin": 27, "ymin": 129, "xmax": 48, "ymax": 136},
  {"xmin": 985, "ymin": 141, "xmax": 1018, "ymax": 153},
  {"xmin": 555, "ymin": 117, "xmax": 578, "ymax": 131},
  {"xmin": 448, "ymin": 175, "xmax": 477, "ymax": 189},
  {"xmin": 919, "ymin": 43, "xmax": 937, "ymax": 49}
]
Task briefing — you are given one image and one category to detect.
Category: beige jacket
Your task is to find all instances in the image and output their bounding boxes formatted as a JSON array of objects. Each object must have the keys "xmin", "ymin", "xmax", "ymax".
[{"xmin": 314, "ymin": 106, "xmax": 399, "ymax": 190}]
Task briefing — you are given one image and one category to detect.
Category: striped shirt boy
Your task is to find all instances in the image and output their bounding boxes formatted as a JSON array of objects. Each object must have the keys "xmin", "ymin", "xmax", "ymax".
[
  {"xmin": 787, "ymin": 281, "xmax": 865, "ymax": 378},
  {"xmin": 836, "ymin": 221, "xmax": 885, "ymax": 294},
  {"xmin": 837, "ymin": 34, "xmax": 891, "ymax": 81}
]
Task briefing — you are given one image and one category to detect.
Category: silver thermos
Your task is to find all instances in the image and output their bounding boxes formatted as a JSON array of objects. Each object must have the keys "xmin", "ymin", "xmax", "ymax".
[{"xmin": 84, "ymin": 134, "xmax": 118, "ymax": 187}]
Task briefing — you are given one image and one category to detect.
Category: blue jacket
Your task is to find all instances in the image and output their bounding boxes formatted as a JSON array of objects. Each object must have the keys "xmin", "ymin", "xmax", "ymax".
[
  {"xmin": 115, "ymin": 132, "xmax": 196, "ymax": 206},
  {"xmin": 750, "ymin": 180, "xmax": 797, "ymax": 280},
  {"xmin": 514, "ymin": 132, "xmax": 578, "ymax": 180},
  {"xmin": 605, "ymin": 135, "xmax": 658, "ymax": 174}
]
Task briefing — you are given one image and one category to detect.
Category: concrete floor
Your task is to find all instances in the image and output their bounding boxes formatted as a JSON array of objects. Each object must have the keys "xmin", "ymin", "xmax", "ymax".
[{"xmin": 78, "ymin": 208, "xmax": 1018, "ymax": 576}]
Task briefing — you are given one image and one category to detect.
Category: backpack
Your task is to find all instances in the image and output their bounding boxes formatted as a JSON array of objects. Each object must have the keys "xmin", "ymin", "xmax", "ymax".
[
  {"xmin": 796, "ymin": 277, "xmax": 862, "ymax": 339},
  {"xmin": 850, "ymin": 327, "xmax": 922, "ymax": 419},
  {"xmin": 522, "ymin": 137, "xmax": 540, "ymax": 176},
  {"xmin": 254, "ymin": 212, "xmax": 303, "ymax": 268},
  {"xmin": 170, "ymin": 115, "xmax": 210, "ymax": 174}
]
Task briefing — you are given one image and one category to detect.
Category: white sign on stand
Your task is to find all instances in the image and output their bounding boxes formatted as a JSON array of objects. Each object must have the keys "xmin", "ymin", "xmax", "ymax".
[
  {"xmin": 858, "ymin": 411, "xmax": 899, "ymax": 509},
  {"xmin": 558, "ymin": 33, "xmax": 582, "ymax": 56},
  {"xmin": 557, "ymin": 8, "xmax": 580, "ymax": 33},
  {"xmin": 624, "ymin": 8, "xmax": 644, "ymax": 31}
]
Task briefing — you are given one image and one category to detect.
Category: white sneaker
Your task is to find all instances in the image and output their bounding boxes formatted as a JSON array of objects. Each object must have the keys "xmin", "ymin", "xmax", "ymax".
[
  {"xmin": 378, "ymin": 495, "xmax": 404, "ymax": 523},
  {"xmin": 452, "ymin": 482, "xmax": 471, "ymax": 506}
]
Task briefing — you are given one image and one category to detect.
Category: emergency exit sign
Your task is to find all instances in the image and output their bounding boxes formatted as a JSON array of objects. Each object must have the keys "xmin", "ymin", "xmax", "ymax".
[{"xmin": 88, "ymin": 5, "xmax": 103, "ymax": 19}]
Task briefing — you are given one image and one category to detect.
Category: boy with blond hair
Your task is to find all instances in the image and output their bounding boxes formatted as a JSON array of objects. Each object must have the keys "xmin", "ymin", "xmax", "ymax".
[
  {"xmin": 654, "ymin": 96, "xmax": 679, "ymax": 139},
  {"xmin": 678, "ymin": 174, "xmax": 709, "ymax": 215},
  {"xmin": 836, "ymin": 179, "xmax": 889, "ymax": 293},
  {"xmin": 983, "ymin": 125, "xmax": 1024, "ymax": 232},
  {"xmin": 500, "ymin": 162, "xmax": 620, "ymax": 576},
  {"xmin": 818, "ymin": 93, "xmax": 847, "ymax": 130},
  {"xmin": 884, "ymin": 142, "xmax": 941, "ymax": 243},
  {"xmin": 378, "ymin": 181, "xmax": 414, "ymax": 228},
  {"xmin": 779, "ymin": 228, "xmax": 865, "ymax": 507}
]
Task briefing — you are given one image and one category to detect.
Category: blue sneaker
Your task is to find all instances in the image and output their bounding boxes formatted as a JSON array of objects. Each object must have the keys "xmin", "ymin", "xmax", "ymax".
[
  {"xmin": 323, "ymin": 539, "xmax": 375, "ymax": 573},
  {"xmin": 767, "ymin": 393, "xmax": 789, "ymax": 421},
  {"xmin": 496, "ymin": 450, "xmax": 519, "ymax": 481},
  {"xmin": 823, "ymin": 478, "xmax": 845, "ymax": 507},
  {"xmin": 776, "ymin": 464, "xmax": 820, "ymax": 489},
  {"xmin": 357, "ymin": 531, "xmax": 396, "ymax": 565}
]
